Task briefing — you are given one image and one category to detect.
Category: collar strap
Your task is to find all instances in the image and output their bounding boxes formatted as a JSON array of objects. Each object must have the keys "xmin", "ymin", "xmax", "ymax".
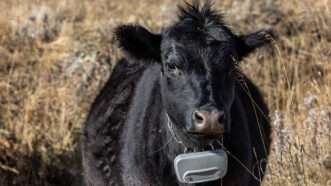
[{"xmin": 165, "ymin": 113, "xmax": 184, "ymax": 145}]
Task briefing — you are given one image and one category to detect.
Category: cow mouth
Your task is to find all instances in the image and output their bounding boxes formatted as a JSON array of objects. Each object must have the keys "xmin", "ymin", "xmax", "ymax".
[
  {"xmin": 184, "ymin": 139, "xmax": 224, "ymax": 152},
  {"xmin": 188, "ymin": 132, "xmax": 223, "ymax": 139},
  {"xmin": 183, "ymin": 132, "xmax": 225, "ymax": 152},
  {"xmin": 186, "ymin": 131, "xmax": 223, "ymax": 142}
]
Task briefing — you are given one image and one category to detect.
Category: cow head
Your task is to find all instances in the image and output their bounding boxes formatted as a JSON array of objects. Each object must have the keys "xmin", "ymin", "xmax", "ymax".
[{"xmin": 115, "ymin": 2, "xmax": 273, "ymax": 147}]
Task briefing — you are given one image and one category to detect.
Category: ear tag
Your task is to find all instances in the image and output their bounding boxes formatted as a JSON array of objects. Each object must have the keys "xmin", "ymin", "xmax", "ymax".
[{"xmin": 174, "ymin": 149, "xmax": 228, "ymax": 184}]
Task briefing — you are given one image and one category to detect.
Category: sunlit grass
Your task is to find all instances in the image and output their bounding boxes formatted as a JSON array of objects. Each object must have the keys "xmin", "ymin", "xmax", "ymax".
[{"xmin": 0, "ymin": 0, "xmax": 330, "ymax": 185}]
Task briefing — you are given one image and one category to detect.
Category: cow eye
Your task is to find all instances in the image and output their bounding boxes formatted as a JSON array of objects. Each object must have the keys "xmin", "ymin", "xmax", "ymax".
[{"xmin": 166, "ymin": 63, "xmax": 182, "ymax": 76}]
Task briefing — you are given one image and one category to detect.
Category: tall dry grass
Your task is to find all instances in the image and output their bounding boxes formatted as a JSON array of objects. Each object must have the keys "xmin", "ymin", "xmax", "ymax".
[{"xmin": 0, "ymin": 0, "xmax": 330, "ymax": 185}]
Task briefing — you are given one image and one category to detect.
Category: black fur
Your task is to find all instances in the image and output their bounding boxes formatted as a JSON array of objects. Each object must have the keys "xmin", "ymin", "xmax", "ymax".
[{"xmin": 82, "ymin": 2, "xmax": 273, "ymax": 186}]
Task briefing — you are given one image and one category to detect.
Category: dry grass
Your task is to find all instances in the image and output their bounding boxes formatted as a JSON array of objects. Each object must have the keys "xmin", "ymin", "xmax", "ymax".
[{"xmin": 0, "ymin": 0, "xmax": 330, "ymax": 185}]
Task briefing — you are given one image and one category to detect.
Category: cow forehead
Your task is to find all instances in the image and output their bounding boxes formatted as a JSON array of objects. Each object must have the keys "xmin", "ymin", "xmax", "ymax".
[
  {"xmin": 161, "ymin": 25, "xmax": 237, "ymax": 59},
  {"xmin": 162, "ymin": 24, "xmax": 234, "ymax": 44},
  {"xmin": 161, "ymin": 37, "xmax": 237, "ymax": 65}
]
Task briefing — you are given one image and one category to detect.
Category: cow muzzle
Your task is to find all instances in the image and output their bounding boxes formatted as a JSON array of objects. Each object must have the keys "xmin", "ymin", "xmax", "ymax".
[{"xmin": 189, "ymin": 110, "xmax": 226, "ymax": 136}]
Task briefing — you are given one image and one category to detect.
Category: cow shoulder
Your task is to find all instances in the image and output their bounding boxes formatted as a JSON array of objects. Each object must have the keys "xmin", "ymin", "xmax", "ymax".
[{"xmin": 82, "ymin": 58, "xmax": 148, "ymax": 185}]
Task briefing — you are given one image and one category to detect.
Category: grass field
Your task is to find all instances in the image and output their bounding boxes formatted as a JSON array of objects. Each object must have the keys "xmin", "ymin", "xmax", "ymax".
[{"xmin": 0, "ymin": 0, "xmax": 330, "ymax": 185}]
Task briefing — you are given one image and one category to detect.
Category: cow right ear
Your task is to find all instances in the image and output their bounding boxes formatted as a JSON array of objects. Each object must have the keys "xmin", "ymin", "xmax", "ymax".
[
  {"xmin": 237, "ymin": 29, "xmax": 274, "ymax": 59},
  {"xmin": 114, "ymin": 25, "xmax": 161, "ymax": 62}
]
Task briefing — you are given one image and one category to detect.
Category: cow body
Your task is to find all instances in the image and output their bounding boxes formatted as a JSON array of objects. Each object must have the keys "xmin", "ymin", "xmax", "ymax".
[
  {"xmin": 82, "ymin": 2, "xmax": 273, "ymax": 186},
  {"xmin": 82, "ymin": 59, "xmax": 271, "ymax": 186}
]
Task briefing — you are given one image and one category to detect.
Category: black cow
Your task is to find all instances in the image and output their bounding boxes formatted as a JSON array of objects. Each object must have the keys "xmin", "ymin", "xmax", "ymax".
[{"xmin": 82, "ymin": 2, "xmax": 273, "ymax": 186}]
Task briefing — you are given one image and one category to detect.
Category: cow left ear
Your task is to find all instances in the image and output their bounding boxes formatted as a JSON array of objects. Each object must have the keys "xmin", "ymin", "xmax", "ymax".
[
  {"xmin": 115, "ymin": 25, "xmax": 161, "ymax": 62},
  {"xmin": 237, "ymin": 29, "xmax": 274, "ymax": 59}
]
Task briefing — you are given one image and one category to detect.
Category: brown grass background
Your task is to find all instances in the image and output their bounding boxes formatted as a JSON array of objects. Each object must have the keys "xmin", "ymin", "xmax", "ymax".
[{"xmin": 0, "ymin": 0, "xmax": 330, "ymax": 185}]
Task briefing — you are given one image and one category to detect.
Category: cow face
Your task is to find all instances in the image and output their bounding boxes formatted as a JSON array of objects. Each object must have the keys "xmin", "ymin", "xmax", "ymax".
[
  {"xmin": 115, "ymin": 2, "xmax": 273, "ymax": 146},
  {"xmin": 159, "ymin": 28, "xmax": 238, "ymax": 143}
]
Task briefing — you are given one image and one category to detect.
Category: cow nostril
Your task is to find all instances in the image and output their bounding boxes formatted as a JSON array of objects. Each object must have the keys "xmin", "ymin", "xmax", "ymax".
[
  {"xmin": 193, "ymin": 111, "xmax": 205, "ymax": 124},
  {"xmin": 218, "ymin": 112, "xmax": 226, "ymax": 124}
]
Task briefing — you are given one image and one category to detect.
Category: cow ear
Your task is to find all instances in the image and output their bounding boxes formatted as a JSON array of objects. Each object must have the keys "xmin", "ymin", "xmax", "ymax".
[
  {"xmin": 114, "ymin": 25, "xmax": 161, "ymax": 62},
  {"xmin": 237, "ymin": 29, "xmax": 274, "ymax": 59}
]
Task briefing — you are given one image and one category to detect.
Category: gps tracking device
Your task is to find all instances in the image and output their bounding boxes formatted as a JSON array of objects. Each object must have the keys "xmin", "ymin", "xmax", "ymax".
[{"xmin": 174, "ymin": 149, "xmax": 228, "ymax": 184}]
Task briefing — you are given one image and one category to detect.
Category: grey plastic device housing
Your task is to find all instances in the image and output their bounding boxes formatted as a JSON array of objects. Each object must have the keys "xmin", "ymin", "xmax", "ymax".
[{"xmin": 174, "ymin": 149, "xmax": 228, "ymax": 184}]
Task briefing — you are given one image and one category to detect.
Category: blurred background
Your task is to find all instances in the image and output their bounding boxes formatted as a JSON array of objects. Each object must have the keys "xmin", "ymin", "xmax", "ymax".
[{"xmin": 0, "ymin": 0, "xmax": 330, "ymax": 185}]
